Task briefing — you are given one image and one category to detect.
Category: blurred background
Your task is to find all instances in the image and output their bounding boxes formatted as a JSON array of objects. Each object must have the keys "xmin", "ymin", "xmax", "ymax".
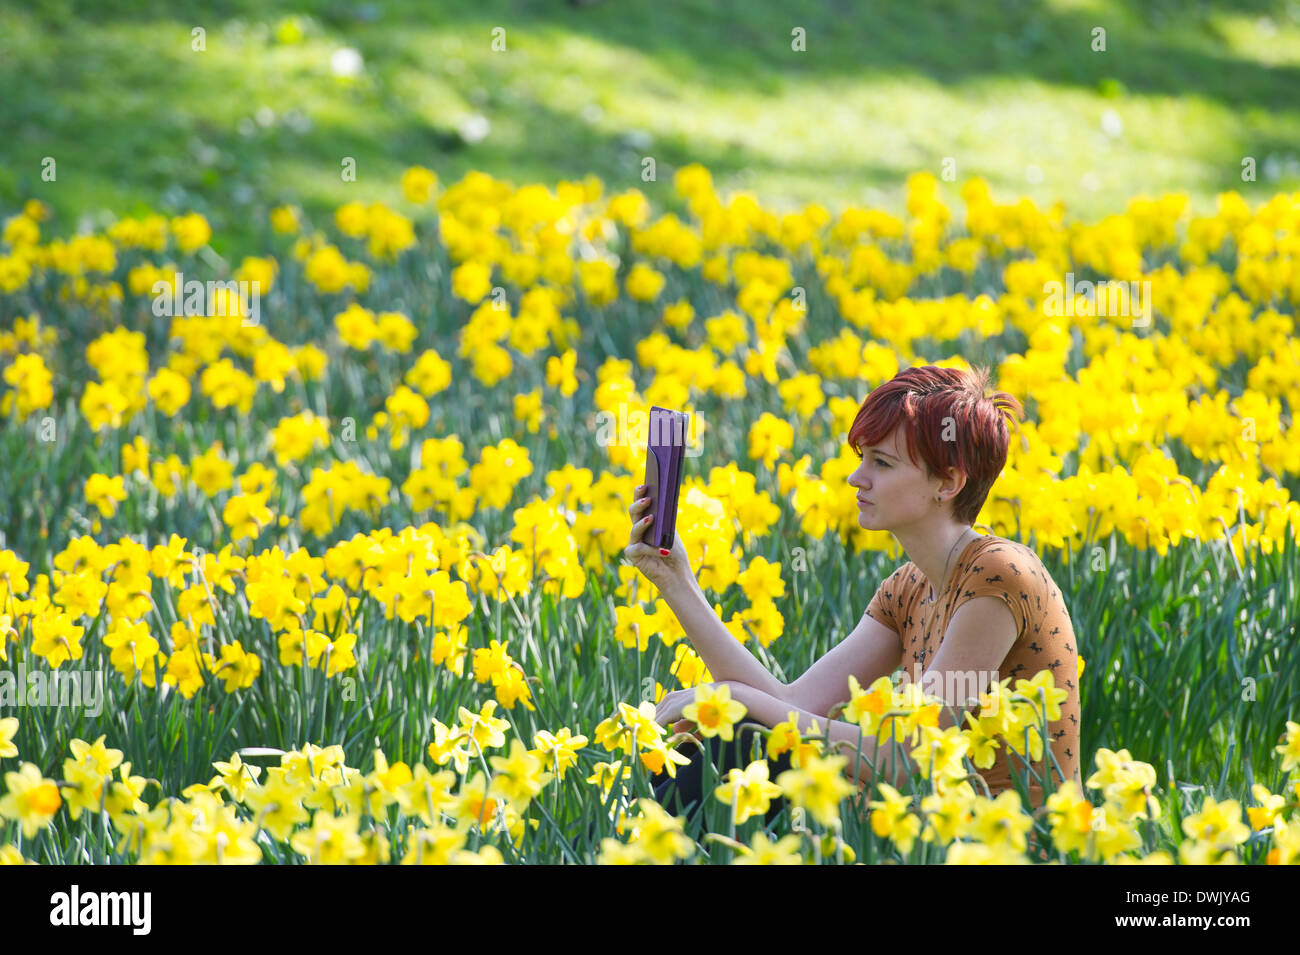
[{"xmin": 2, "ymin": 0, "xmax": 1299, "ymax": 255}]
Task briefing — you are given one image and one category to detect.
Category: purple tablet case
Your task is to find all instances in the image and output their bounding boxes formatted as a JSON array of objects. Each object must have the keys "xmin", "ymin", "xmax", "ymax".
[{"xmin": 644, "ymin": 406, "xmax": 689, "ymax": 550}]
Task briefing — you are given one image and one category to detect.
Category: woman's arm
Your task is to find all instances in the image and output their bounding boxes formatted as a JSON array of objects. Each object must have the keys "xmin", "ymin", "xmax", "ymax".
[
  {"xmin": 735, "ymin": 596, "xmax": 1021, "ymax": 789},
  {"xmin": 648, "ymin": 556, "xmax": 902, "ymax": 716},
  {"xmin": 657, "ymin": 572, "xmax": 790, "ymax": 702},
  {"xmin": 781, "ymin": 612, "xmax": 902, "ymax": 717},
  {"xmin": 629, "ymin": 489, "xmax": 897, "ymax": 714},
  {"xmin": 626, "ymin": 485, "xmax": 790, "ymax": 702},
  {"xmin": 733, "ymin": 682, "xmax": 922, "ymax": 791}
]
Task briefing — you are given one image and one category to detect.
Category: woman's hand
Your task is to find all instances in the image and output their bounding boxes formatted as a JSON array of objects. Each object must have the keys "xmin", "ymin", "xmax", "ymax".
[
  {"xmin": 625, "ymin": 482, "xmax": 691, "ymax": 593},
  {"xmin": 654, "ymin": 686, "xmax": 699, "ymax": 736},
  {"xmin": 655, "ymin": 682, "xmax": 755, "ymax": 737}
]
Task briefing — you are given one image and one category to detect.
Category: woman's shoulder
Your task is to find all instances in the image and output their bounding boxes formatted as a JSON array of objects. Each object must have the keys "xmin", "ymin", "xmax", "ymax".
[
  {"xmin": 959, "ymin": 534, "xmax": 1074, "ymax": 644},
  {"xmin": 865, "ymin": 559, "xmax": 924, "ymax": 621},
  {"xmin": 960, "ymin": 534, "xmax": 1055, "ymax": 590}
]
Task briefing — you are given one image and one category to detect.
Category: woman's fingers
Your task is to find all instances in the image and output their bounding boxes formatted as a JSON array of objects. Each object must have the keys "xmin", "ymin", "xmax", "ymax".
[
  {"xmin": 629, "ymin": 509, "xmax": 653, "ymax": 544},
  {"xmin": 628, "ymin": 485, "xmax": 668, "ymax": 560}
]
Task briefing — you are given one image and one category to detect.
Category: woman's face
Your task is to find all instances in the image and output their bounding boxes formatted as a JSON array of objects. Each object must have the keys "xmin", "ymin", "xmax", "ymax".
[{"xmin": 848, "ymin": 426, "xmax": 936, "ymax": 531}]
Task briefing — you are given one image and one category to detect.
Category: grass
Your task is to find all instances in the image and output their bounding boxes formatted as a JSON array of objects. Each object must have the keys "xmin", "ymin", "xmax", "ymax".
[{"xmin": 3, "ymin": 0, "xmax": 1300, "ymax": 258}]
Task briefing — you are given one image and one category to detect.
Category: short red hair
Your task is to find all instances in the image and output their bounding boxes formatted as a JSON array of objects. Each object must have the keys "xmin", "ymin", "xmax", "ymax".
[{"xmin": 847, "ymin": 364, "xmax": 1024, "ymax": 526}]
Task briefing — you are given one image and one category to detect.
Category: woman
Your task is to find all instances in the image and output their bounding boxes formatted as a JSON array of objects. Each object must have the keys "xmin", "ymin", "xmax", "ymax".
[{"xmin": 624, "ymin": 364, "xmax": 1082, "ymax": 827}]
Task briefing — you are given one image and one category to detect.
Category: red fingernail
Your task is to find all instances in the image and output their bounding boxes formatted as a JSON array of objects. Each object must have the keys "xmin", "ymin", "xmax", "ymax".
[{"xmin": 660, "ymin": 549, "xmax": 670, "ymax": 556}]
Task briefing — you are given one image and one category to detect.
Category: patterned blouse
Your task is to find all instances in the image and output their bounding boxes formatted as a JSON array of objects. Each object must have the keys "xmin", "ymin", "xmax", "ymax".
[{"xmin": 864, "ymin": 533, "xmax": 1082, "ymax": 809}]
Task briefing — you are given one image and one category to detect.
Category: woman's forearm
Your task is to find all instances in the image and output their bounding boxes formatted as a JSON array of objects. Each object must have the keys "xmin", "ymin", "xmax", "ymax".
[
  {"xmin": 657, "ymin": 573, "xmax": 789, "ymax": 703},
  {"xmin": 737, "ymin": 683, "xmax": 918, "ymax": 791}
]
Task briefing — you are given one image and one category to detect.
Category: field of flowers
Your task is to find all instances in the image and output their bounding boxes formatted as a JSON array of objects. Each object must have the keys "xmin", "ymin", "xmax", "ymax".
[{"xmin": 0, "ymin": 165, "xmax": 1298, "ymax": 864}]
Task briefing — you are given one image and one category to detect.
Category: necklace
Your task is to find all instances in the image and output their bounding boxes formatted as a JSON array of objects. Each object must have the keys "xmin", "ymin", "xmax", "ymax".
[{"xmin": 918, "ymin": 528, "xmax": 977, "ymax": 639}]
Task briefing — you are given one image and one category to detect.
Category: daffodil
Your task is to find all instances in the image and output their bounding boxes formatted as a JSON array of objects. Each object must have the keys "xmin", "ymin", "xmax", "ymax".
[
  {"xmin": 0, "ymin": 762, "xmax": 63, "ymax": 837},
  {"xmin": 0, "ymin": 717, "xmax": 18, "ymax": 759},
  {"xmin": 365, "ymin": 748, "xmax": 415, "ymax": 817},
  {"xmin": 625, "ymin": 798, "xmax": 695, "ymax": 864},
  {"xmin": 843, "ymin": 674, "xmax": 894, "ymax": 738},
  {"xmin": 585, "ymin": 760, "xmax": 631, "ymax": 801},
  {"xmin": 0, "ymin": 845, "xmax": 33, "ymax": 865},
  {"xmin": 967, "ymin": 790, "xmax": 1033, "ymax": 852},
  {"xmin": 1246, "ymin": 783, "xmax": 1286, "ymax": 831},
  {"xmin": 472, "ymin": 638, "xmax": 512, "ymax": 685},
  {"xmin": 205, "ymin": 753, "xmax": 258, "ymax": 805},
  {"xmin": 869, "ymin": 781, "xmax": 923, "ymax": 855},
  {"xmin": 765, "ymin": 710, "xmax": 823, "ymax": 768},
  {"xmin": 30, "ymin": 609, "xmax": 85, "ymax": 668},
  {"xmin": 681, "ymin": 683, "xmax": 748, "ymax": 742},
  {"xmin": 731, "ymin": 831, "xmax": 805, "ymax": 865},
  {"xmin": 494, "ymin": 665, "xmax": 536, "ymax": 711},
  {"xmin": 68, "ymin": 735, "xmax": 124, "ymax": 777},
  {"xmin": 777, "ymin": 753, "xmax": 855, "ymax": 828},
  {"xmin": 401, "ymin": 823, "xmax": 469, "ymax": 865},
  {"xmin": 401, "ymin": 165, "xmax": 438, "ymax": 204},
  {"xmin": 452, "ymin": 844, "xmax": 507, "ymax": 865},
  {"xmin": 765, "ymin": 711, "xmax": 803, "ymax": 762},
  {"xmin": 214, "ymin": 640, "xmax": 261, "ymax": 692},
  {"xmin": 1012, "ymin": 670, "xmax": 1069, "ymax": 724},
  {"xmin": 488, "ymin": 738, "xmax": 554, "ymax": 812},
  {"xmin": 597, "ymin": 837, "xmax": 649, "ymax": 865},
  {"xmin": 920, "ymin": 785, "xmax": 977, "ymax": 846},
  {"xmin": 84, "ymin": 473, "xmax": 127, "ymax": 517},
  {"xmin": 1276, "ymin": 721, "xmax": 1300, "ymax": 774},
  {"xmin": 714, "ymin": 759, "xmax": 785, "ymax": 825},
  {"xmin": 1092, "ymin": 803, "xmax": 1143, "ymax": 861},
  {"xmin": 400, "ymin": 763, "xmax": 458, "ymax": 827},
  {"xmin": 200, "ymin": 803, "xmax": 263, "ymax": 865},
  {"xmin": 1045, "ymin": 780, "xmax": 1094, "ymax": 856},
  {"xmin": 638, "ymin": 736, "xmax": 693, "ymax": 779},
  {"xmin": 531, "ymin": 728, "xmax": 589, "ymax": 782},
  {"xmin": 1180, "ymin": 796, "xmax": 1251, "ymax": 850},
  {"xmin": 910, "ymin": 724, "xmax": 971, "ymax": 784},
  {"xmin": 1086, "ymin": 748, "xmax": 1161, "ymax": 822},
  {"xmin": 1268, "ymin": 816, "xmax": 1300, "ymax": 866},
  {"xmin": 595, "ymin": 700, "xmax": 665, "ymax": 756},
  {"xmin": 427, "ymin": 719, "xmax": 473, "ymax": 776},
  {"xmin": 243, "ymin": 772, "xmax": 310, "ymax": 842},
  {"xmin": 279, "ymin": 743, "xmax": 348, "ymax": 790},
  {"xmin": 453, "ymin": 771, "xmax": 507, "ymax": 834},
  {"xmin": 944, "ymin": 840, "xmax": 1030, "ymax": 864},
  {"xmin": 457, "ymin": 700, "xmax": 511, "ymax": 755},
  {"xmin": 290, "ymin": 810, "xmax": 366, "ymax": 864},
  {"xmin": 61, "ymin": 760, "xmax": 108, "ymax": 822},
  {"xmin": 431, "ymin": 625, "xmax": 469, "ymax": 676}
]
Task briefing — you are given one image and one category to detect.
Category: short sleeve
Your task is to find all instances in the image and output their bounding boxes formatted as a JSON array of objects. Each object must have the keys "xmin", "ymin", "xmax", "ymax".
[
  {"xmin": 947, "ymin": 545, "xmax": 1030, "ymax": 642},
  {"xmin": 864, "ymin": 566, "xmax": 905, "ymax": 634}
]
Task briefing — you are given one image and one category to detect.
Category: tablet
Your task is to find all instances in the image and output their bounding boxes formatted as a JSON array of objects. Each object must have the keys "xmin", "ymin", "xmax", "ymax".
[{"xmin": 644, "ymin": 406, "xmax": 690, "ymax": 550}]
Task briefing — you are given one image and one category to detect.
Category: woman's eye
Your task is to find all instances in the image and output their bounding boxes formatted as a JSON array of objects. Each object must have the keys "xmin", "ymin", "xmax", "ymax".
[{"xmin": 874, "ymin": 458, "xmax": 889, "ymax": 468}]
